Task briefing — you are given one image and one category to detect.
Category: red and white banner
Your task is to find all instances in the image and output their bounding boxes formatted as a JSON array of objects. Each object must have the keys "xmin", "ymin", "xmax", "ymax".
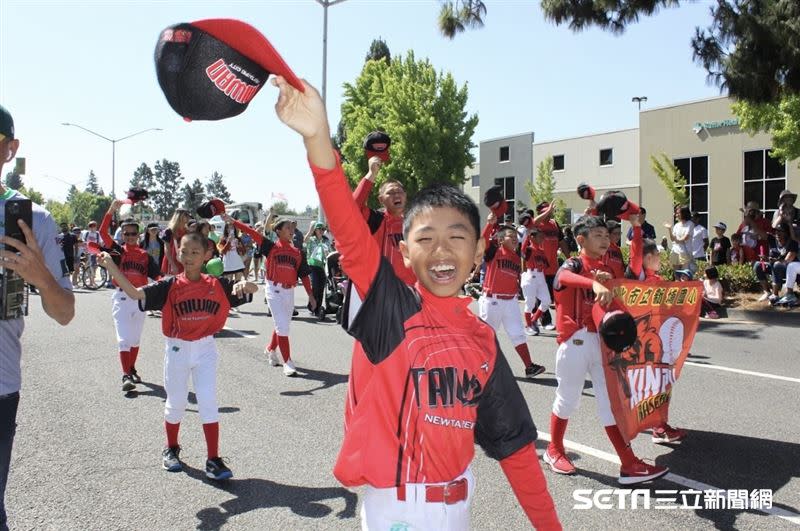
[{"xmin": 600, "ymin": 279, "xmax": 702, "ymax": 443}]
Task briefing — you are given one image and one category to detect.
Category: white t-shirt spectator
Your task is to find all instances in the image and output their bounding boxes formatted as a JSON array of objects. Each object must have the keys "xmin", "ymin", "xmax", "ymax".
[
  {"xmin": 671, "ymin": 221, "xmax": 695, "ymax": 256},
  {"xmin": 691, "ymin": 224, "xmax": 708, "ymax": 259},
  {"xmin": 81, "ymin": 229, "xmax": 100, "ymax": 246}
]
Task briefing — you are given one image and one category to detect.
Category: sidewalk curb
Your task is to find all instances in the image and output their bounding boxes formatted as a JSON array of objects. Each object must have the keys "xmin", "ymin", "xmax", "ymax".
[{"xmin": 724, "ymin": 307, "xmax": 800, "ymax": 325}]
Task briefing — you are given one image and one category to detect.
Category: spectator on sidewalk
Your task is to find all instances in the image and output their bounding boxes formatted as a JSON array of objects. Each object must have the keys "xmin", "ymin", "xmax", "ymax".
[
  {"xmin": 625, "ymin": 207, "xmax": 656, "ymax": 243},
  {"xmin": 709, "ymin": 222, "xmax": 731, "ymax": 266},
  {"xmin": 735, "ymin": 201, "xmax": 772, "ymax": 263},
  {"xmin": 665, "ymin": 206, "xmax": 695, "ymax": 274},
  {"xmin": 730, "ymin": 233, "xmax": 746, "ymax": 265},
  {"xmin": 772, "ymin": 189, "xmax": 800, "ymax": 237},
  {"xmin": 690, "ymin": 212, "xmax": 709, "ymax": 263},
  {"xmin": 754, "ymin": 223, "xmax": 798, "ymax": 302},
  {"xmin": 701, "ymin": 266, "xmax": 724, "ymax": 319}
]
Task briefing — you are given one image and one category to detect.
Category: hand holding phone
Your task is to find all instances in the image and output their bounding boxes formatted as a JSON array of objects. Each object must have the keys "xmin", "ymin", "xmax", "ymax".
[{"xmin": 4, "ymin": 199, "xmax": 32, "ymax": 250}]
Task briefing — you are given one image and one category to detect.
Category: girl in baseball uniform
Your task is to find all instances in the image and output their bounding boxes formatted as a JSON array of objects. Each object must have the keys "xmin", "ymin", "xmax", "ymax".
[
  {"xmin": 99, "ymin": 201, "xmax": 161, "ymax": 392},
  {"xmin": 228, "ymin": 216, "xmax": 315, "ymax": 376},
  {"xmin": 100, "ymin": 232, "xmax": 257, "ymax": 480},
  {"xmin": 628, "ymin": 213, "xmax": 688, "ymax": 444}
]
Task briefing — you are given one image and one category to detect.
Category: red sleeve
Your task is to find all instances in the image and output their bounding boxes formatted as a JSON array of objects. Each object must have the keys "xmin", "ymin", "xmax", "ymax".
[
  {"xmin": 99, "ymin": 212, "xmax": 114, "ymax": 247},
  {"xmin": 500, "ymin": 444, "xmax": 562, "ymax": 530},
  {"xmin": 481, "ymin": 221, "xmax": 494, "ymax": 248},
  {"xmin": 352, "ymin": 178, "xmax": 374, "ymax": 220},
  {"xmin": 630, "ymin": 225, "xmax": 643, "ymax": 278},
  {"xmin": 232, "ymin": 220, "xmax": 263, "ymax": 245},
  {"xmin": 310, "ymin": 154, "xmax": 380, "ymax": 298},
  {"xmin": 301, "ymin": 275, "xmax": 313, "ymax": 296},
  {"xmin": 491, "ymin": 199, "xmax": 508, "ymax": 220},
  {"xmin": 557, "ymin": 269, "xmax": 595, "ymax": 290}
]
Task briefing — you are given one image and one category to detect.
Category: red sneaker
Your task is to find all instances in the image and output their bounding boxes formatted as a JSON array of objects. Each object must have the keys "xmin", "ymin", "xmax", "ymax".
[
  {"xmin": 543, "ymin": 445, "xmax": 576, "ymax": 475},
  {"xmin": 618, "ymin": 459, "xmax": 669, "ymax": 485},
  {"xmin": 652, "ymin": 424, "xmax": 687, "ymax": 444}
]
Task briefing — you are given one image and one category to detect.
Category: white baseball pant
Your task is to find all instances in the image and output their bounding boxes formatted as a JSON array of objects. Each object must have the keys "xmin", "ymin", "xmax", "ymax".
[
  {"xmin": 478, "ymin": 294, "xmax": 526, "ymax": 346},
  {"xmin": 552, "ymin": 328, "xmax": 615, "ymax": 426},
  {"xmin": 785, "ymin": 261, "xmax": 800, "ymax": 290},
  {"xmin": 111, "ymin": 289, "xmax": 146, "ymax": 351},
  {"xmin": 266, "ymin": 281, "xmax": 295, "ymax": 335},
  {"xmin": 163, "ymin": 336, "xmax": 219, "ymax": 425},
  {"xmin": 360, "ymin": 468, "xmax": 474, "ymax": 531},
  {"xmin": 521, "ymin": 269, "xmax": 551, "ymax": 313}
]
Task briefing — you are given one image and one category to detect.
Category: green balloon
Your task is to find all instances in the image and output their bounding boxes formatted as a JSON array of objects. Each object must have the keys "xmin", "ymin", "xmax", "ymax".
[
  {"xmin": 204, "ymin": 257, "xmax": 224, "ymax": 277},
  {"xmin": 208, "ymin": 231, "xmax": 220, "ymax": 243}
]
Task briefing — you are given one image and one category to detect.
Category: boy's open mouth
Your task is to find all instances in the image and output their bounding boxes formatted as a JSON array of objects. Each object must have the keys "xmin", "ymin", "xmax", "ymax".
[{"xmin": 429, "ymin": 262, "xmax": 456, "ymax": 283}]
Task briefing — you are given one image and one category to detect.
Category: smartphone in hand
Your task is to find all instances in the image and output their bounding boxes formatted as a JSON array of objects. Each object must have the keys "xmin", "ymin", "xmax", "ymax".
[{"xmin": 4, "ymin": 199, "xmax": 33, "ymax": 249}]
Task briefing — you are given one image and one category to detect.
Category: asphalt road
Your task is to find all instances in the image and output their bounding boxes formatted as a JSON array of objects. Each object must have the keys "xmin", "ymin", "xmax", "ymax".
[{"xmin": 6, "ymin": 285, "xmax": 800, "ymax": 530}]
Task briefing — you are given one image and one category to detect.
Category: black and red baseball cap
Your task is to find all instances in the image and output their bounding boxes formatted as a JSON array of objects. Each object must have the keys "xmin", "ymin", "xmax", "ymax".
[
  {"xmin": 154, "ymin": 18, "xmax": 304, "ymax": 122},
  {"xmin": 123, "ymin": 187, "xmax": 149, "ymax": 204},
  {"xmin": 197, "ymin": 199, "xmax": 226, "ymax": 219},
  {"xmin": 364, "ymin": 131, "xmax": 391, "ymax": 162}
]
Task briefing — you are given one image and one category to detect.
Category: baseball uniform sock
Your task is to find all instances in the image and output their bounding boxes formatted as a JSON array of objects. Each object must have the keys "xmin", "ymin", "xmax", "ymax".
[
  {"xmin": 119, "ymin": 351, "xmax": 131, "ymax": 374},
  {"xmin": 604, "ymin": 425, "xmax": 637, "ymax": 468},
  {"xmin": 277, "ymin": 335, "xmax": 291, "ymax": 363},
  {"xmin": 531, "ymin": 308, "xmax": 543, "ymax": 324},
  {"xmin": 130, "ymin": 346, "xmax": 140, "ymax": 367},
  {"xmin": 548, "ymin": 413, "xmax": 568, "ymax": 454},
  {"xmin": 514, "ymin": 344, "xmax": 533, "ymax": 367},
  {"xmin": 165, "ymin": 421, "xmax": 181, "ymax": 448},
  {"xmin": 267, "ymin": 331, "xmax": 278, "ymax": 352},
  {"xmin": 524, "ymin": 312, "xmax": 532, "ymax": 327},
  {"xmin": 203, "ymin": 422, "xmax": 220, "ymax": 459}
]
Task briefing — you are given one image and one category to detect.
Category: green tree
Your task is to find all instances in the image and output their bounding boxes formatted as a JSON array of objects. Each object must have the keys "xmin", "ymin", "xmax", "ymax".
[
  {"xmin": 152, "ymin": 159, "xmax": 184, "ymax": 219},
  {"xmin": 19, "ymin": 187, "xmax": 44, "ymax": 205},
  {"xmin": 733, "ymin": 94, "xmax": 800, "ymax": 165},
  {"xmin": 182, "ymin": 178, "xmax": 206, "ymax": 214},
  {"xmin": 366, "ymin": 38, "xmax": 391, "ymax": 64},
  {"xmin": 4, "ymin": 171, "xmax": 23, "ymax": 190},
  {"xmin": 439, "ymin": 1, "xmax": 800, "ymax": 103},
  {"xmin": 85, "ymin": 170, "xmax": 100, "ymax": 194},
  {"xmin": 66, "ymin": 184, "xmax": 79, "ymax": 203},
  {"xmin": 269, "ymin": 200, "xmax": 298, "ymax": 216},
  {"xmin": 650, "ymin": 153, "xmax": 689, "ymax": 208},
  {"xmin": 524, "ymin": 156, "xmax": 568, "ymax": 225},
  {"xmin": 205, "ymin": 171, "xmax": 232, "ymax": 203},
  {"xmin": 66, "ymin": 190, "xmax": 110, "ymax": 226},
  {"xmin": 339, "ymin": 51, "xmax": 478, "ymax": 203},
  {"xmin": 129, "ymin": 162, "xmax": 156, "ymax": 218},
  {"xmin": 45, "ymin": 199, "xmax": 70, "ymax": 225}
]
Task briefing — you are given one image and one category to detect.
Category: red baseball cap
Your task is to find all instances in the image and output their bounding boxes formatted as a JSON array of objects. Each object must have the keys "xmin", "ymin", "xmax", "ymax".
[
  {"xmin": 364, "ymin": 131, "xmax": 391, "ymax": 162},
  {"xmin": 154, "ymin": 18, "xmax": 303, "ymax": 122}
]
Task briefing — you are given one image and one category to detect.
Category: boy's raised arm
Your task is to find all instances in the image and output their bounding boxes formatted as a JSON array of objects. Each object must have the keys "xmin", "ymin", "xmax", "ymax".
[{"xmin": 272, "ymin": 77, "xmax": 380, "ymax": 297}]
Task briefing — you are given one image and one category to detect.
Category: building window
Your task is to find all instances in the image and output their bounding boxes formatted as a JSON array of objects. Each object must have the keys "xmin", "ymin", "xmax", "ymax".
[
  {"xmin": 553, "ymin": 154, "xmax": 565, "ymax": 171},
  {"xmin": 499, "ymin": 146, "xmax": 510, "ymax": 162},
  {"xmin": 494, "ymin": 176, "xmax": 515, "ymax": 222},
  {"xmin": 744, "ymin": 149, "xmax": 786, "ymax": 218},
  {"xmin": 599, "ymin": 148, "xmax": 613, "ymax": 167},
  {"xmin": 471, "ymin": 174, "xmax": 480, "ymax": 187},
  {"xmin": 674, "ymin": 155, "xmax": 709, "ymax": 228}
]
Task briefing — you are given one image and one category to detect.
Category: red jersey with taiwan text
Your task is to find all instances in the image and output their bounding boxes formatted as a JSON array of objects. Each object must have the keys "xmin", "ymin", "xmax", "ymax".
[
  {"xmin": 353, "ymin": 178, "xmax": 416, "ymax": 285},
  {"xmin": 603, "ymin": 242, "xmax": 626, "ymax": 279},
  {"xmin": 234, "ymin": 221, "xmax": 310, "ymax": 286},
  {"xmin": 553, "ymin": 255, "xmax": 614, "ymax": 344},
  {"xmin": 312, "ymin": 158, "xmax": 537, "ymax": 488},
  {"xmin": 533, "ymin": 219, "xmax": 563, "ymax": 276},
  {"xmin": 99, "ymin": 214, "xmax": 160, "ymax": 288},
  {"xmin": 483, "ymin": 240, "xmax": 522, "ymax": 297},
  {"xmin": 522, "ymin": 237, "xmax": 549, "ymax": 272},
  {"xmin": 140, "ymin": 274, "xmax": 249, "ymax": 340}
]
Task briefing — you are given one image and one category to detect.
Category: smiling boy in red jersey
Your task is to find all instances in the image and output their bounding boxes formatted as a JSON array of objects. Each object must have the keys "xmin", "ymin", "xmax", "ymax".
[
  {"xmin": 628, "ymin": 213, "xmax": 688, "ymax": 444},
  {"xmin": 544, "ymin": 215, "xmax": 669, "ymax": 485},
  {"xmin": 479, "ymin": 217, "xmax": 546, "ymax": 379},
  {"xmin": 272, "ymin": 76, "xmax": 560, "ymax": 530},
  {"xmin": 100, "ymin": 200, "xmax": 162, "ymax": 391}
]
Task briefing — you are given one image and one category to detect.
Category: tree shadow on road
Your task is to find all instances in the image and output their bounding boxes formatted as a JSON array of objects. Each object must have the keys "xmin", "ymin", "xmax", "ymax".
[
  {"xmin": 280, "ymin": 367, "xmax": 349, "ymax": 397},
  {"xmin": 697, "ymin": 320, "xmax": 761, "ymax": 339},
  {"xmin": 655, "ymin": 429, "xmax": 799, "ymax": 529},
  {"xmin": 186, "ymin": 466, "xmax": 358, "ymax": 529},
  {"xmin": 515, "ymin": 376, "xmax": 595, "ymax": 398}
]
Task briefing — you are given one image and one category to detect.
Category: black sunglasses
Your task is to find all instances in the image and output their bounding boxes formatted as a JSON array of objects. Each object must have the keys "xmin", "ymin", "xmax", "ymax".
[{"xmin": 123, "ymin": 231, "xmax": 139, "ymax": 236}]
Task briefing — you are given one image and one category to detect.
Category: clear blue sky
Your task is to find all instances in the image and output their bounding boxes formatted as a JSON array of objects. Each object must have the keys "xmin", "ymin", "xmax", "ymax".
[{"xmin": 0, "ymin": 0, "xmax": 723, "ymax": 210}]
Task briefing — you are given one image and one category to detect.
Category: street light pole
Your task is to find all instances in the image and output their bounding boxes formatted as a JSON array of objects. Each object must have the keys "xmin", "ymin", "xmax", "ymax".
[
  {"xmin": 61, "ymin": 123, "xmax": 162, "ymax": 197},
  {"xmin": 632, "ymin": 96, "xmax": 648, "ymax": 111},
  {"xmin": 314, "ymin": 0, "xmax": 347, "ymax": 223}
]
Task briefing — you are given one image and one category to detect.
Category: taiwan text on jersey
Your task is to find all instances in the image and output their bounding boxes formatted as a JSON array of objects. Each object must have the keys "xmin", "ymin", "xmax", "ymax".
[
  {"xmin": 334, "ymin": 260, "xmax": 536, "ymax": 487},
  {"xmin": 261, "ymin": 239, "xmax": 306, "ymax": 285},
  {"xmin": 483, "ymin": 244, "xmax": 522, "ymax": 296}
]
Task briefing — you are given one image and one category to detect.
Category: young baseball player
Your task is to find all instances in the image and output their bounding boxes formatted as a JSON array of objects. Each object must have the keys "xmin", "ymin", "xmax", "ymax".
[
  {"xmin": 100, "ymin": 232, "xmax": 257, "ymax": 480},
  {"xmin": 480, "ymin": 217, "xmax": 546, "ymax": 379},
  {"xmin": 628, "ymin": 214, "xmax": 688, "ymax": 444},
  {"xmin": 544, "ymin": 214, "xmax": 669, "ymax": 484},
  {"xmin": 81, "ymin": 220, "xmax": 101, "ymax": 288},
  {"xmin": 521, "ymin": 226, "xmax": 551, "ymax": 336},
  {"xmin": 273, "ymin": 76, "xmax": 560, "ymax": 530},
  {"xmin": 603, "ymin": 219, "xmax": 626, "ymax": 278},
  {"xmin": 352, "ymin": 156, "xmax": 416, "ymax": 285},
  {"xmin": 99, "ymin": 200, "xmax": 162, "ymax": 391},
  {"xmin": 229, "ymin": 216, "xmax": 315, "ymax": 376}
]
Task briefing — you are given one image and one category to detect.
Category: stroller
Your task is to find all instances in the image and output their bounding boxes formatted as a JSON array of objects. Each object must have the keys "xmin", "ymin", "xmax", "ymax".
[{"xmin": 322, "ymin": 250, "xmax": 348, "ymax": 323}]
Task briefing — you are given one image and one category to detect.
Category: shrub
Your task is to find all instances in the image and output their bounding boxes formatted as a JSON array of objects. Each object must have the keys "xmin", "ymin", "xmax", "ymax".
[{"xmin": 717, "ymin": 263, "xmax": 760, "ymax": 293}]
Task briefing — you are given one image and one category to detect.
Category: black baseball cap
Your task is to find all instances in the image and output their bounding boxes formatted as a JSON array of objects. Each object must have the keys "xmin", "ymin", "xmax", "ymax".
[
  {"xmin": 154, "ymin": 18, "xmax": 304, "ymax": 122},
  {"xmin": 0, "ymin": 105, "xmax": 14, "ymax": 140}
]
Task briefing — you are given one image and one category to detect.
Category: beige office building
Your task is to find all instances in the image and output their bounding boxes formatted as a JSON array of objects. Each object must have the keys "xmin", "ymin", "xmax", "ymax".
[{"xmin": 470, "ymin": 95, "xmax": 798, "ymax": 236}]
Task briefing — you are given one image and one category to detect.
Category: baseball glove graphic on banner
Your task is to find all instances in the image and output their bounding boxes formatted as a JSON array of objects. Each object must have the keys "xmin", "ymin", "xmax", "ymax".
[{"xmin": 599, "ymin": 279, "xmax": 702, "ymax": 443}]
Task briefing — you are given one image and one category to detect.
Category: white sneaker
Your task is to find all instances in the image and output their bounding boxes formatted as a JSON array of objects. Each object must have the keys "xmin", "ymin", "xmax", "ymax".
[
  {"xmin": 524, "ymin": 325, "xmax": 540, "ymax": 336},
  {"xmin": 283, "ymin": 359, "xmax": 297, "ymax": 377},
  {"xmin": 757, "ymin": 292, "xmax": 771, "ymax": 302},
  {"xmin": 544, "ymin": 323, "xmax": 556, "ymax": 331},
  {"xmin": 266, "ymin": 349, "xmax": 281, "ymax": 367}
]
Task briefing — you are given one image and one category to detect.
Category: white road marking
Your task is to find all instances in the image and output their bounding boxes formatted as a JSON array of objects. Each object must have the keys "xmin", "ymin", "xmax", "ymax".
[
  {"xmin": 537, "ymin": 431, "xmax": 800, "ymax": 525},
  {"xmin": 219, "ymin": 327, "xmax": 259, "ymax": 339},
  {"xmin": 684, "ymin": 361, "xmax": 800, "ymax": 384}
]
